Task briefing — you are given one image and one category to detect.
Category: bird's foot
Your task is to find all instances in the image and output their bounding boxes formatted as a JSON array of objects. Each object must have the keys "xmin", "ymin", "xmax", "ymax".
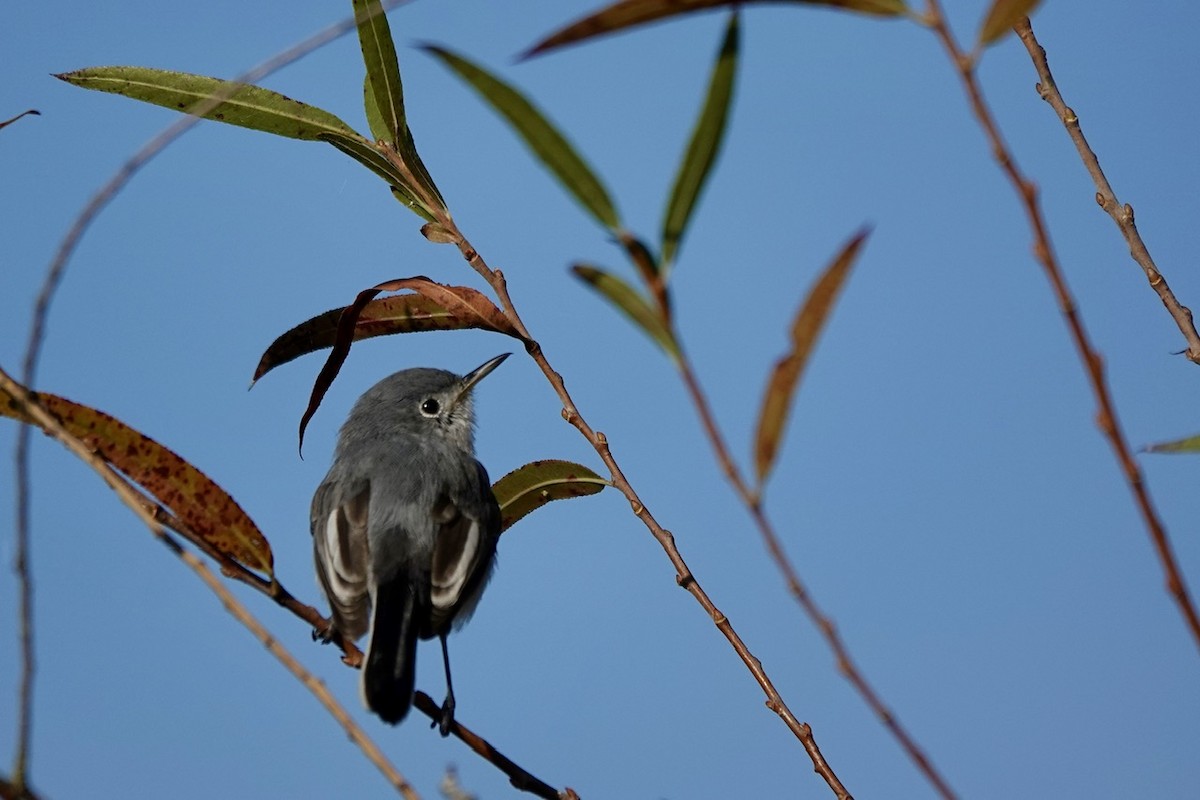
[
  {"xmin": 311, "ymin": 622, "xmax": 336, "ymax": 644},
  {"xmin": 434, "ymin": 695, "xmax": 456, "ymax": 737}
]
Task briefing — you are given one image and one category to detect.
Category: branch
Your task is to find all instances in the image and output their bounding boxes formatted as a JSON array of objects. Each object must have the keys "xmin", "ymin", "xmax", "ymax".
[
  {"xmin": 675, "ymin": 357, "xmax": 958, "ymax": 799},
  {"xmin": 0, "ymin": 364, "xmax": 419, "ymax": 798},
  {"xmin": 1012, "ymin": 18, "xmax": 1200, "ymax": 364},
  {"xmin": 922, "ymin": 2, "xmax": 1200, "ymax": 651},
  {"xmin": 445, "ymin": 225, "xmax": 854, "ymax": 799},
  {"xmin": 413, "ymin": 692, "xmax": 574, "ymax": 800}
]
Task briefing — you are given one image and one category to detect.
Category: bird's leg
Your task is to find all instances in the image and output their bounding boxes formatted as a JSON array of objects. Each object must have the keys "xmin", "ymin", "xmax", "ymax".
[{"xmin": 435, "ymin": 633, "xmax": 456, "ymax": 737}]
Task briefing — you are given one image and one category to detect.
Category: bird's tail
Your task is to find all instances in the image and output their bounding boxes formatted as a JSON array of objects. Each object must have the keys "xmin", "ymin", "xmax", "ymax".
[{"xmin": 362, "ymin": 572, "xmax": 423, "ymax": 725}]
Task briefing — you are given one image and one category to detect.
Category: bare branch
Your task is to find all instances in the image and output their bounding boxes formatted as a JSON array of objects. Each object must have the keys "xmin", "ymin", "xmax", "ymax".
[
  {"xmin": 1013, "ymin": 17, "xmax": 1200, "ymax": 364},
  {"xmin": 922, "ymin": 2, "xmax": 1200, "ymax": 651},
  {"xmin": 675, "ymin": 356, "xmax": 958, "ymax": 799}
]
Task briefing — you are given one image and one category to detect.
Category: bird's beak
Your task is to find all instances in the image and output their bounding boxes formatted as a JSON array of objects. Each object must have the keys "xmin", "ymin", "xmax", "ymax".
[{"xmin": 452, "ymin": 352, "xmax": 510, "ymax": 408}]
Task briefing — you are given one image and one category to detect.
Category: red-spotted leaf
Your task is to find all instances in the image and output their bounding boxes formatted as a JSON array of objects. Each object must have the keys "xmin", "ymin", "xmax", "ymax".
[
  {"xmin": 754, "ymin": 228, "xmax": 870, "ymax": 488},
  {"xmin": 492, "ymin": 459, "xmax": 609, "ymax": 533},
  {"xmin": 524, "ymin": 0, "xmax": 908, "ymax": 58},
  {"xmin": 978, "ymin": 0, "xmax": 1042, "ymax": 46},
  {"xmin": 297, "ymin": 278, "xmax": 524, "ymax": 454},
  {"xmin": 0, "ymin": 386, "xmax": 272, "ymax": 576}
]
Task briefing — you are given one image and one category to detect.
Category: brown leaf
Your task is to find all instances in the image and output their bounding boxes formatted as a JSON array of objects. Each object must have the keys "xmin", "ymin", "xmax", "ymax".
[
  {"xmin": 297, "ymin": 277, "xmax": 524, "ymax": 454},
  {"xmin": 753, "ymin": 228, "xmax": 870, "ymax": 488},
  {"xmin": 523, "ymin": 0, "xmax": 908, "ymax": 58},
  {"xmin": 253, "ymin": 293, "xmax": 494, "ymax": 383},
  {"xmin": 0, "ymin": 387, "xmax": 272, "ymax": 575}
]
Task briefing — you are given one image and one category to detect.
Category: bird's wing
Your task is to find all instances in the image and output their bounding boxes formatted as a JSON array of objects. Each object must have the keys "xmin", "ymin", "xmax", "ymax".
[
  {"xmin": 428, "ymin": 459, "xmax": 501, "ymax": 632},
  {"xmin": 311, "ymin": 477, "xmax": 372, "ymax": 641}
]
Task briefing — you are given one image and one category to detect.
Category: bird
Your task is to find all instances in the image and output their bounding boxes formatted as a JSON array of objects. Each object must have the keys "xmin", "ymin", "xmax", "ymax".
[{"xmin": 310, "ymin": 353, "xmax": 508, "ymax": 733}]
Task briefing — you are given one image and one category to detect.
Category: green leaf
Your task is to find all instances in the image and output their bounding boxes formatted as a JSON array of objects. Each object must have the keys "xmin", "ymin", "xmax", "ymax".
[
  {"xmin": 978, "ymin": 0, "xmax": 1043, "ymax": 46},
  {"xmin": 753, "ymin": 228, "xmax": 869, "ymax": 488},
  {"xmin": 492, "ymin": 459, "xmax": 609, "ymax": 533},
  {"xmin": 353, "ymin": 0, "xmax": 446, "ymax": 211},
  {"xmin": 56, "ymin": 67, "xmax": 356, "ymax": 140},
  {"xmin": 363, "ymin": 76, "xmax": 391, "ymax": 144},
  {"xmin": 661, "ymin": 11, "xmax": 739, "ymax": 270},
  {"xmin": 1, "ymin": 386, "xmax": 273, "ymax": 576},
  {"xmin": 353, "ymin": 0, "xmax": 406, "ymax": 144},
  {"xmin": 421, "ymin": 44, "xmax": 621, "ymax": 231},
  {"xmin": 571, "ymin": 264, "xmax": 680, "ymax": 362},
  {"xmin": 1144, "ymin": 434, "xmax": 1200, "ymax": 455},
  {"xmin": 524, "ymin": 0, "xmax": 907, "ymax": 58}
]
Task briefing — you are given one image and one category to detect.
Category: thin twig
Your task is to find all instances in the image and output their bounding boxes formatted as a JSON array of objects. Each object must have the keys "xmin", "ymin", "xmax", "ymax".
[
  {"xmin": 9, "ymin": 3, "xmax": 409, "ymax": 790},
  {"xmin": 922, "ymin": 3, "xmax": 1200, "ymax": 651},
  {"xmin": 0, "ymin": 365, "xmax": 418, "ymax": 799},
  {"xmin": 10, "ymin": 423, "xmax": 34, "ymax": 797},
  {"xmin": 1012, "ymin": 17, "xmax": 1200, "ymax": 364},
  {"xmin": 0, "ymin": 773, "xmax": 41, "ymax": 800},
  {"xmin": 675, "ymin": 355, "xmax": 957, "ymax": 799},
  {"xmin": 446, "ymin": 227, "xmax": 853, "ymax": 799},
  {"xmin": 413, "ymin": 692, "xmax": 569, "ymax": 800}
]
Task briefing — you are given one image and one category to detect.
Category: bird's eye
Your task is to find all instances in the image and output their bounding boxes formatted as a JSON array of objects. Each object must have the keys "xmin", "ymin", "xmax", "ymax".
[{"xmin": 419, "ymin": 398, "xmax": 440, "ymax": 417}]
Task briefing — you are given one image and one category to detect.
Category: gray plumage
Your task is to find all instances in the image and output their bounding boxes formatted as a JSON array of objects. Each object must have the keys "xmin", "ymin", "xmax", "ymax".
[{"xmin": 310, "ymin": 355, "xmax": 507, "ymax": 729}]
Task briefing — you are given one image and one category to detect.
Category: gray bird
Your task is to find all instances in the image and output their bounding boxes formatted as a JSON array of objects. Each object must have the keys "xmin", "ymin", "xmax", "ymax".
[{"xmin": 310, "ymin": 353, "xmax": 508, "ymax": 732}]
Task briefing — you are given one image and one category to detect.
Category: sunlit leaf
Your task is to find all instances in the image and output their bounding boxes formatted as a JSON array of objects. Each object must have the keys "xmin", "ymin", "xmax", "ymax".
[
  {"xmin": 571, "ymin": 264, "xmax": 680, "ymax": 362},
  {"xmin": 298, "ymin": 278, "xmax": 525, "ymax": 454},
  {"xmin": 253, "ymin": 292, "xmax": 516, "ymax": 383},
  {"xmin": 978, "ymin": 0, "xmax": 1042, "ymax": 46},
  {"xmin": 421, "ymin": 44, "xmax": 620, "ymax": 231},
  {"xmin": 661, "ymin": 11, "xmax": 738, "ymax": 270},
  {"xmin": 0, "ymin": 109, "xmax": 40, "ymax": 131},
  {"xmin": 354, "ymin": 0, "xmax": 405, "ymax": 143},
  {"xmin": 363, "ymin": 77, "xmax": 391, "ymax": 144},
  {"xmin": 353, "ymin": 0, "xmax": 446, "ymax": 211},
  {"xmin": 0, "ymin": 386, "xmax": 272, "ymax": 575},
  {"xmin": 753, "ymin": 228, "xmax": 869, "ymax": 487},
  {"xmin": 1144, "ymin": 434, "xmax": 1200, "ymax": 455},
  {"xmin": 492, "ymin": 459, "xmax": 609, "ymax": 532},
  {"xmin": 524, "ymin": 0, "xmax": 908, "ymax": 58},
  {"xmin": 56, "ymin": 67, "xmax": 356, "ymax": 140}
]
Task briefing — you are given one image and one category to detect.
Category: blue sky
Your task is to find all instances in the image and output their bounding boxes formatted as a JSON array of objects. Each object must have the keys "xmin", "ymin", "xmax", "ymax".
[{"xmin": 3, "ymin": 1, "xmax": 1199, "ymax": 798}]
